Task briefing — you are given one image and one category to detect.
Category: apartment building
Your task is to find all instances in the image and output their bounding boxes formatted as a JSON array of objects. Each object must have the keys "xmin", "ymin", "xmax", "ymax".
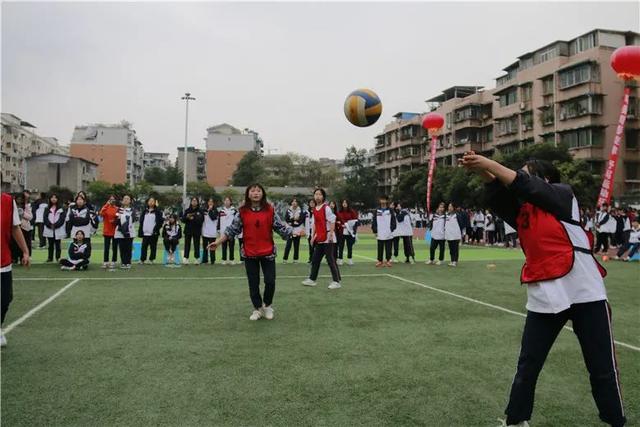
[
  {"xmin": 205, "ymin": 123, "xmax": 263, "ymax": 186},
  {"xmin": 176, "ymin": 146, "xmax": 206, "ymax": 183},
  {"xmin": 143, "ymin": 152, "xmax": 171, "ymax": 170}
]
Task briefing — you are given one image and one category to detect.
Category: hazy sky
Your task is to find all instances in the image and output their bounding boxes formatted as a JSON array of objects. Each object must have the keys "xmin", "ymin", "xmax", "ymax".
[{"xmin": 2, "ymin": 2, "xmax": 639, "ymax": 161}]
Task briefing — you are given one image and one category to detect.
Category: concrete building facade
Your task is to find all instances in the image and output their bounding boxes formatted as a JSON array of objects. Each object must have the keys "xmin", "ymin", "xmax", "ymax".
[
  {"xmin": 70, "ymin": 121, "xmax": 144, "ymax": 186},
  {"xmin": 205, "ymin": 123, "xmax": 263, "ymax": 186},
  {"xmin": 25, "ymin": 154, "xmax": 98, "ymax": 193},
  {"xmin": 1, "ymin": 113, "xmax": 69, "ymax": 192},
  {"xmin": 176, "ymin": 146, "xmax": 206, "ymax": 183},
  {"xmin": 143, "ymin": 152, "xmax": 171, "ymax": 170},
  {"xmin": 375, "ymin": 29, "xmax": 640, "ymax": 199}
]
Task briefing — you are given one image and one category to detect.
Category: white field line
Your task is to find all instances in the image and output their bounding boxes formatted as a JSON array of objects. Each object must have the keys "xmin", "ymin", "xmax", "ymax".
[
  {"xmin": 13, "ymin": 274, "xmax": 387, "ymax": 282},
  {"xmin": 386, "ymin": 274, "xmax": 640, "ymax": 353},
  {"xmin": 4, "ymin": 279, "xmax": 82, "ymax": 335}
]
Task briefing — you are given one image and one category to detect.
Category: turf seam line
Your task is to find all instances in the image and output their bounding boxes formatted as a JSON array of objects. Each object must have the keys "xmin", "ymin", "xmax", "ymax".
[
  {"xmin": 385, "ymin": 274, "xmax": 640, "ymax": 353},
  {"xmin": 4, "ymin": 278, "xmax": 82, "ymax": 335}
]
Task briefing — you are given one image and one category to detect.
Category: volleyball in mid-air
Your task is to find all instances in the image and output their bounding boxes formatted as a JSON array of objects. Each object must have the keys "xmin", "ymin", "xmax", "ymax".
[{"xmin": 344, "ymin": 88, "xmax": 382, "ymax": 127}]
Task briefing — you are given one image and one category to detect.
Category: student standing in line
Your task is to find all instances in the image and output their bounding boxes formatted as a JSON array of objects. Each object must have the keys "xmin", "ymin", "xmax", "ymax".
[
  {"xmin": 336, "ymin": 199, "xmax": 359, "ymax": 266},
  {"xmin": 283, "ymin": 198, "xmax": 305, "ymax": 264},
  {"xmin": 43, "ymin": 194, "xmax": 66, "ymax": 263},
  {"xmin": 444, "ymin": 203, "xmax": 463, "ymax": 267},
  {"xmin": 595, "ymin": 204, "xmax": 616, "ymax": 253},
  {"xmin": 181, "ymin": 197, "xmax": 204, "ymax": 265},
  {"xmin": 426, "ymin": 203, "xmax": 446, "ymax": 265},
  {"xmin": 99, "ymin": 195, "xmax": 119, "ymax": 269},
  {"xmin": 219, "ymin": 197, "xmax": 238, "ymax": 265},
  {"xmin": 329, "ymin": 200, "xmax": 340, "ymax": 260},
  {"xmin": 208, "ymin": 184, "xmax": 302, "ymax": 320},
  {"xmin": 66, "ymin": 194, "xmax": 98, "ymax": 243},
  {"xmin": 115, "ymin": 194, "xmax": 136, "ymax": 269},
  {"xmin": 201, "ymin": 198, "xmax": 219, "ymax": 265},
  {"xmin": 472, "ymin": 208, "xmax": 485, "ymax": 244},
  {"xmin": 11, "ymin": 193, "xmax": 33, "ymax": 263},
  {"xmin": 302, "ymin": 188, "xmax": 342, "ymax": 289},
  {"xmin": 34, "ymin": 192, "xmax": 48, "ymax": 249},
  {"xmin": 485, "ymin": 209, "xmax": 496, "ymax": 246},
  {"xmin": 394, "ymin": 202, "xmax": 415, "ymax": 264},
  {"xmin": 138, "ymin": 197, "xmax": 163, "ymax": 264},
  {"xmin": 372, "ymin": 195, "xmax": 396, "ymax": 267},
  {"xmin": 504, "ymin": 220, "xmax": 518, "ymax": 249}
]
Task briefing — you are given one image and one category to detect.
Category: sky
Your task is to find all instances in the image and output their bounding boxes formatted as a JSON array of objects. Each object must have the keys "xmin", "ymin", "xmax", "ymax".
[{"xmin": 2, "ymin": 1, "xmax": 639, "ymax": 161}]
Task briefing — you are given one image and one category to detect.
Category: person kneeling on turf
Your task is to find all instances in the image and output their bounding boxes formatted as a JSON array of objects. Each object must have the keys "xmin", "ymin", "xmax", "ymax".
[
  {"xmin": 60, "ymin": 230, "xmax": 91, "ymax": 271},
  {"xmin": 461, "ymin": 152, "xmax": 625, "ymax": 427},
  {"xmin": 207, "ymin": 183, "xmax": 303, "ymax": 321}
]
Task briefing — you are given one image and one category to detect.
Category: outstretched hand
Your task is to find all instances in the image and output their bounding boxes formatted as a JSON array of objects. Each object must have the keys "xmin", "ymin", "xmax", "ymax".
[{"xmin": 206, "ymin": 241, "xmax": 219, "ymax": 252}]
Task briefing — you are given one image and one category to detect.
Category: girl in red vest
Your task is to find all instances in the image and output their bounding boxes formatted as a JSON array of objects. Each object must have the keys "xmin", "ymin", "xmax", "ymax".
[
  {"xmin": 207, "ymin": 184, "xmax": 302, "ymax": 321},
  {"xmin": 462, "ymin": 153, "xmax": 625, "ymax": 427},
  {"xmin": 302, "ymin": 188, "xmax": 342, "ymax": 289}
]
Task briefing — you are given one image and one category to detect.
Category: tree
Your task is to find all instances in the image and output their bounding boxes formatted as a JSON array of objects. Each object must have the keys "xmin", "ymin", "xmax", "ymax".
[
  {"xmin": 186, "ymin": 181, "xmax": 220, "ymax": 203},
  {"xmin": 144, "ymin": 167, "xmax": 167, "ymax": 185},
  {"xmin": 220, "ymin": 188, "xmax": 241, "ymax": 204},
  {"xmin": 232, "ymin": 151, "xmax": 265, "ymax": 186},
  {"xmin": 334, "ymin": 146, "xmax": 377, "ymax": 208},
  {"xmin": 498, "ymin": 143, "xmax": 572, "ymax": 170},
  {"xmin": 132, "ymin": 181, "xmax": 155, "ymax": 201},
  {"xmin": 87, "ymin": 181, "xmax": 113, "ymax": 206},
  {"xmin": 157, "ymin": 189, "xmax": 182, "ymax": 212},
  {"xmin": 557, "ymin": 160, "xmax": 599, "ymax": 208},
  {"xmin": 262, "ymin": 155, "xmax": 294, "ymax": 187},
  {"xmin": 164, "ymin": 166, "xmax": 182, "ymax": 186}
]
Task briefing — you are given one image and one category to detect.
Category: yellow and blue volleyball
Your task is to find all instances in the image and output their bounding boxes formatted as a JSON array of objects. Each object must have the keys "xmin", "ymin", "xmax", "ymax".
[{"xmin": 344, "ymin": 88, "xmax": 382, "ymax": 127}]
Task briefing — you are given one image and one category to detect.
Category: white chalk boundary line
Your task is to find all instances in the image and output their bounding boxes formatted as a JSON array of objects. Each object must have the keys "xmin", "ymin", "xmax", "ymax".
[
  {"xmin": 13, "ymin": 274, "xmax": 386, "ymax": 282},
  {"xmin": 386, "ymin": 274, "xmax": 640, "ymax": 353},
  {"xmin": 4, "ymin": 279, "xmax": 81, "ymax": 335}
]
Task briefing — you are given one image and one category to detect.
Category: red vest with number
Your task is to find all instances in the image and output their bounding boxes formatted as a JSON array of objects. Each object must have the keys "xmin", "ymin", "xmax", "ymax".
[
  {"xmin": 239, "ymin": 204, "xmax": 274, "ymax": 257},
  {"xmin": 1, "ymin": 193, "xmax": 14, "ymax": 268},
  {"xmin": 313, "ymin": 204, "xmax": 328, "ymax": 243},
  {"xmin": 517, "ymin": 202, "xmax": 606, "ymax": 284}
]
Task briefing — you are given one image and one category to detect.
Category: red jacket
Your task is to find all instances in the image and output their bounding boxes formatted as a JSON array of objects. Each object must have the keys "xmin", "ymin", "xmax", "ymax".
[
  {"xmin": 1, "ymin": 193, "xmax": 15, "ymax": 268},
  {"xmin": 336, "ymin": 209, "xmax": 358, "ymax": 236},
  {"xmin": 99, "ymin": 203, "xmax": 119, "ymax": 237}
]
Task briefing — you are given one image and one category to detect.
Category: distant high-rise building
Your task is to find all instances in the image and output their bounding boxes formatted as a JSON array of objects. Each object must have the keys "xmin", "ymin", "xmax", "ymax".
[
  {"xmin": 176, "ymin": 146, "xmax": 206, "ymax": 183},
  {"xmin": 205, "ymin": 123, "xmax": 263, "ymax": 186},
  {"xmin": 143, "ymin": 152, "xmax": 171, "ymax": 170}
]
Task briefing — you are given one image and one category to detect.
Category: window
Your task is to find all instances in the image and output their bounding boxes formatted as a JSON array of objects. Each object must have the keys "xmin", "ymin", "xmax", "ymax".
[
  {"xmin": 521, "ymin": 85, "xmax": 533, "ymax": 103},
  {"xmin": 625, "ymin": 129, "xmax": 639, "ymax": 149},
  {"xmin": 559, "ymin": 63, "xmax": 600, "ymax": 89},
  {"xmin": 536, "ymin": 47, "xmax": 557, "ymax": 64},
  {"xmin": 497, "ymin": 117, "xmax": 518, "ymax": 136},
  {"xmin": 454, "ymin": 106, "xmax": 480, "ymax": 122},
  {"xmin": 559, "ymin": 96, "xmax": 603, "ymax": 119},
  {"xmin": 499, "ymin": 88, "xmax": 518, "ymax": 107},
  {"xmin": 560, "ymin": 128, "xmax": 604, "ymax": 148},
  {"xmin": 541, "ymin": 109, "xmax": 555, "ymax": 126},
  {"xmin": 626, "ymin": 162, "xmax": 640, "ymax": 180},
  {"xmin": 570, "ymin": 33, "xmax": 597, "ymax": 55},
  {"xmin": 628, "ymin": 97, "xmax": 638, "ymax": 119},
  {"xmin": 446, "ymin": 112, "xmax": 452, "ymax": 129},
  {"xmin": 522, "ymin": 112, "xmax": 533, "ymax": 130},
  {"xmin": 542, "ymin": 133, "xmax": 556, "ymax": 144},
  {"xmin": 500, "ymin": 142, "xmax": 519, "ymax": 155}
]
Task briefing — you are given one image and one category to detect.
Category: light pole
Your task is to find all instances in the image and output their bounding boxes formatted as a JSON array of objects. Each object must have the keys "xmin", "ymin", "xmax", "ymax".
[{"xmin": 181, "ymin": 92, "xmax": 195, "ymax": 208}]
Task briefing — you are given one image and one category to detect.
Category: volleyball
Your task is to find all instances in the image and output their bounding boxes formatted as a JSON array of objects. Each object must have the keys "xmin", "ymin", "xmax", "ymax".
[{"xmin": 344, "ymin": 88, "xmax": 382, "ymax": 127}]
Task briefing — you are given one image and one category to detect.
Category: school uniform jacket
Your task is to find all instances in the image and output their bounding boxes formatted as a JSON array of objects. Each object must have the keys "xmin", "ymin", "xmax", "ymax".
[
  {"xmin": 285, "ymin": 207, "xmax": 306, "ymax": 233},
  {"xmin": 429, "ymin": 213, "xmax": 446, "ymax": 240},
  {"xmin": 485, "ymin": 169, "xmax": 607, "ymax": 314},
  {"xmin": 67, "ymin": 240, "xmax": 91, "ymax": 265},
  {"xmin": 201, "ymin": 208, "xmax": 219, "ymax": 239},
  {"xmin": 138, "ymin": 208, "xmax": 164, "ymax": 238},
  {"xmin": 218, "ymin": 207, "xmax": 238, "ymax": 237},
  {"xmin": 114, "ymin": 207, "xmax": 136, "ymax": 239},
  {"xmin": 596, "ymin": 211, "xmax": 617, "ymax": 234},
  {"xmin": 43, "ymin": 206, "xmax": 67, "ymax": 239},
  {"xmin": 66, "ymin": 205, "xmax": 98, "ymax": 238},
  {"xmin": 182, "ymin": 206, "xmax": 204, "ymax": 235},
  {"xmin": 444, "ymin": 212, "xmax": 463, "ymax": 241},
  {"xmin": 162, "ymin": 223, "xmax": 183, "ymax": 241},
  {"xmin": 372, "ymin": 208, "xmax": 396, "ymax": 241},
  {"xmin": 394, "ymin": 209, "xmax": 413, "ymax": 237}
]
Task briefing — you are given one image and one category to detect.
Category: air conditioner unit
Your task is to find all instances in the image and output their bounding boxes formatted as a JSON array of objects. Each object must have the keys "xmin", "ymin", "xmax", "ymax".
[{"xmin": 520, "ymin": 103, "xmax": 526, "ymax": 110}]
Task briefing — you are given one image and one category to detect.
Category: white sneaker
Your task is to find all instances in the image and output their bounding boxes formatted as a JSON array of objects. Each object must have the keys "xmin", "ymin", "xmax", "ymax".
[
  {"xmin": 102, "ymin": 262, "xmax": 108, "ymax": 269},
  {"xmin": 497, "ymin": 419, "xmax": 529, "ymax": 427},
  {"xmin": 183, "ymin": 258, "xmax": 189, "ymax": 265},
  {"xmin": 410, "ymin": 258, "xmax": 415, "ymax": 264},
  {"xmin": 60, "ymin": 266, "xmax": 73, "ymax": 271},
  {"xmin": 148, "ymin": 260, "xmax": 155, "ymax": 265},
  {"xmin": 292, "ymin": 260, "xmax": 298, "ymax": 264},
  {"xmin": 263, "ymin": 306, "xmax": 274, "ymax": 320},
  {"xmin": 194, "ymin": 259, "xmax": 201, "ymax": 265},
  {"xmin": 392, "ymin": 257, "xmax": 399, "ymax": 263},
  {"xmin": 282, "ymin": 259, "xmax": 288, "ymax": 264},
  {"xmin": 425, "ymin": 260, "xmax": 434, "ymax": 265},
  {"xmin": 337, "ymin": 259, "xmax": 344, "ymax": 266},
  {"xmin": 435, "ymin": 260, "xmax": 442, "ymax": 266},
  {"xmin": 138, "ymin": 260, "xmax": 145, "ymax": 265},
  {"xmin": 448, "ymin": 262, "xmax": 457, "ymax": 267},
  {"xmin": 0, "ymin": 333, "xmax": 6, "ymax": 348},
  {"xmin": 249, "ymin": 309, "xmax": 263, "ymax": 321},
  {"xmin": 328, "ymin": 281, "xmax": 341, "ymax": 290},
  {"xmin": 347, "ymin": 258, "xmax": 354, "ymax": 265},
  {"xmin": 109, "ymin": 262, "xmax": 116, "ymax": 269},
  {"xmin": 302, "ymin": 278, "xmax": 317, "ymax": 287}
]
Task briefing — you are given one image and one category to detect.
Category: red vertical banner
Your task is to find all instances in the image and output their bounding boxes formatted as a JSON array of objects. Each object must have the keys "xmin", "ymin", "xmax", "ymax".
[
  {"xmin": 426, "ymin": 135, "xmax": 437, "ymax": 214},
  {"xmin": 597, "ymin": 86, "xmax": 631, "ymax": 207}
]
